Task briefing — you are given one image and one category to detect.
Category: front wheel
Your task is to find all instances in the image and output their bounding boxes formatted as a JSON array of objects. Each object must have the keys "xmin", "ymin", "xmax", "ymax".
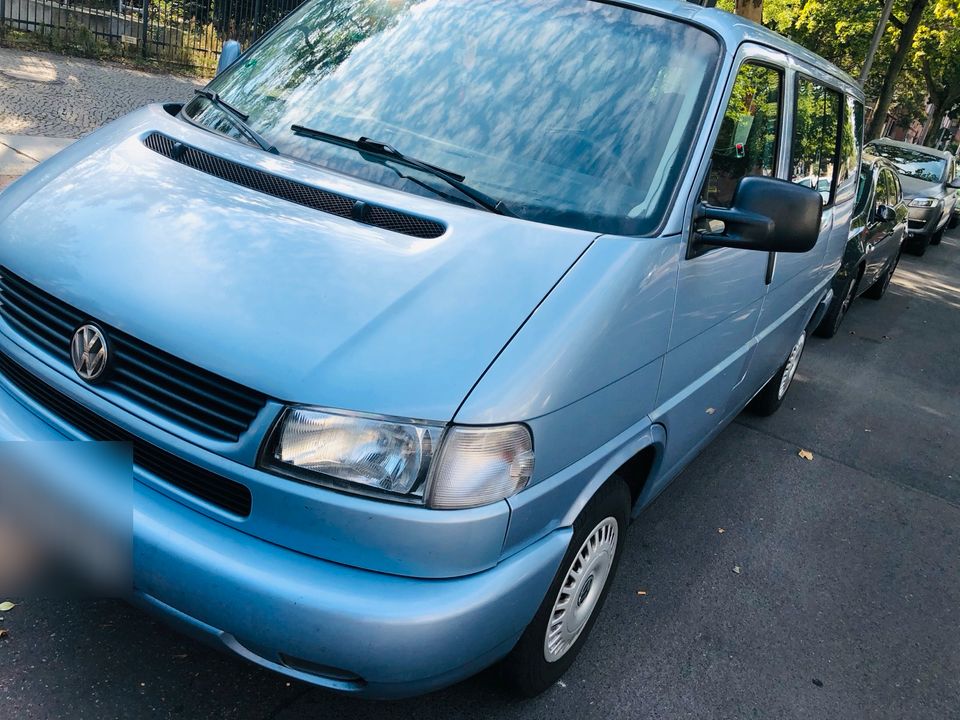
[
  {"xmin": 748, "ymin": 330, "xmax": 806, "ymax": 417},
  {"xmin": 931, "ymin": 228, "xmax": 944, "ymax": 246},
  {"xmin": 500, "ymin": 478, "xmax": 630, "ymax": 697}
]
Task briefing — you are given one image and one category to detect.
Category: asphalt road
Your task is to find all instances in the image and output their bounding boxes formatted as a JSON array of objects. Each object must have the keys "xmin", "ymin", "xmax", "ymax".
[{"xmin": 2, "ymin": 231, "xmax": 959, "ymax": 719}]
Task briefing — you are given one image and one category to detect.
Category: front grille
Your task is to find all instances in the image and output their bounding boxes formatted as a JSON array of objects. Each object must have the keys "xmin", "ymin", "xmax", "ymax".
[
  {"xmin": 0, "ymin": 267, "xmax": 266, "ymax": 442},
  {"xmin": 908, "ymin": 219, "xmax": 926, "ymax": 229},
  {"xmin": 0, "ymin": 349, "xmax": 252, "ymax": 516},
  {"xmin": 143, "ymin": 133, "xmax": 447, "ymax": 240}
]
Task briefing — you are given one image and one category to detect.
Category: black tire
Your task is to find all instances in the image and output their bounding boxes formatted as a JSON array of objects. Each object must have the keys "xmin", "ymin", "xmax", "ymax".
[
  {"xmin": 864, "ymin": 251, "xmax": 900, "ymax": 300},
  {"xmin": 908, "ymin": 236, "xmax": 928, "ymax": 256},
  {"xmin": 500, "ymin": 478, "xmax": 631, "ymax": 697},
  {"xmin": 748, "ymin": 329, "xmax": 807, "ymax": 417},
  {"xmin": 814, "ymin": 271, "xmax": 858, "ymax": 339},
  {"xmin": 949, "ymin": 214, "xmax": 958, "ymax": 230},
  {"xmin": 931, "ymin": 227, "xmax": 944, "ymax": 246}
]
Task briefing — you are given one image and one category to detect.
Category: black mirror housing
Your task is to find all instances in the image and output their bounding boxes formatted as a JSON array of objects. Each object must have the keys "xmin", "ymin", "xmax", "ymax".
[
  {"xmin": 695, "ymin": 176, "xmax": 823, "ymax": 254},
  {"xmin": 875, "ymin": 204, "xmax": 896, "ymax": 223},
  {"xmin": 948, "ymin": 178, "xmax": 960, "ymax": 190}
]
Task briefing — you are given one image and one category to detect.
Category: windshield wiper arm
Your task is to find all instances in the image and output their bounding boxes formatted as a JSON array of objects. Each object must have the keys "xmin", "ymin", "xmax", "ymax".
[
  {"xmin": 194, "ymin": 89, "xmax": 278, "ymax": 155},
  {"xmin": 290, "ymin": 124, "xmax": 514, "ymax": 217}
]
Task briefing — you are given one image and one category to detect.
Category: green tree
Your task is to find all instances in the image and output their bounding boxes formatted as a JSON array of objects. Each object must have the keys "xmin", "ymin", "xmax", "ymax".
[{"xmin": 913, "ymin": 0, "xmax": 960, "ymax": 145}]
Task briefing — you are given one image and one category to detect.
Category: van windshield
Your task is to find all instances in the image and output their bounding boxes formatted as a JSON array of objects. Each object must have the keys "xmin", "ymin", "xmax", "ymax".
[{"xmin": 186, "ymin": 0, "xmax": 720, "ymax": 235}]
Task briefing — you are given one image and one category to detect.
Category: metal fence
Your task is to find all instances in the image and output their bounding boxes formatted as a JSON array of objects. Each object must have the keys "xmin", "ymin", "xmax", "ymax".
[{"xmin": 0, "ymin": 0, "xmax": 304, "ymax": 72}]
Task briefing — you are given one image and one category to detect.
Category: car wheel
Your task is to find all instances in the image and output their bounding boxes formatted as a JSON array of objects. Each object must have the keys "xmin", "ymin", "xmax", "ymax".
[
  {"xmin": 909, "ymin": 236, "xmax": 929, "ymax": 256},
  {"xmin": 864, "ymin": 251, "xmax": 900, "ymax": 300},
  {"xmin": 949, "ymin": 214, "xmax": 958, "ymax": 230},
  {"xmin": 814, "ymin": 272, "xmax": 858, "ymax": 339},
  {"xmin": 500, "ymin": 477, "xmax": 630, "ymax": 697},
  {"xmin": 748, "ymin": 329, "xmax": 806, "ymax": 417},
  {"xmin": 931, "ymin": 228, "xmax": 944, "ymax": 245}
]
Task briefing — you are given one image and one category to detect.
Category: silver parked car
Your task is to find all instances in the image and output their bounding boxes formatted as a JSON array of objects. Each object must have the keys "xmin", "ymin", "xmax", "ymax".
[{"xmin": 866, "ymin": 138, "xmax": 960, "ymax": 256}]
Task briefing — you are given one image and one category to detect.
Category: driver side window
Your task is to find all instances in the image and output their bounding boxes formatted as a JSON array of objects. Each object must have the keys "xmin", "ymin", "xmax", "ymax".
[{"xmin": 702, "ymin": 62, "xmax": 783, "ymax": 209}]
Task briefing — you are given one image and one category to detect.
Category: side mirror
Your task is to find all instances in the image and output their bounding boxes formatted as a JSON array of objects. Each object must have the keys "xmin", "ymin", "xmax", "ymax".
[
  {"xmin": 694, "ymin": 176, "xmax": 823, "ymax": 254},
  {"xmin": 948, "ymin": 178, "xmax": 960, "ymax": 190},
  {"xmin": 875, "ymin": 204, "xmax": 896, "ymax": 223}
]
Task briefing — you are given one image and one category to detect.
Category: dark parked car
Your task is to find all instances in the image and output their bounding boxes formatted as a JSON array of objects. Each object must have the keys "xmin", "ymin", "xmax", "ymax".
[
  {"xmin": 865, "ymin": 138, "xmax": 959, "ymax": 255},
  {"xmin": 817, "ymin": 153, "xmax": 907, "ymax": 337}
]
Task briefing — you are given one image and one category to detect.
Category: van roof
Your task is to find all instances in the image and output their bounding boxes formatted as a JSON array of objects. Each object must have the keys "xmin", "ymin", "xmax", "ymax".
[{"xmin": 622, "ymin": 0, "xmax": 861, "ymax": 95}]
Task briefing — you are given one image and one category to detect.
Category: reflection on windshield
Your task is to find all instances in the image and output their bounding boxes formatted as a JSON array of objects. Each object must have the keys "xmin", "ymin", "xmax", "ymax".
[
  {"xmin": 185, "ymin": 0, "xmax": 720, "ymax": 235},
  {"xmin": 868, "ymin": 144, "xmax": 946, "ymax": 183}
]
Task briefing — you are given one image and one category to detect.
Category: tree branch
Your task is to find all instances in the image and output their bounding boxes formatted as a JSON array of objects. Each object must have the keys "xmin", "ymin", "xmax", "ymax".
[{"xmin": 921, "ymin": 56, "xmax": 945, "ymax": 99}]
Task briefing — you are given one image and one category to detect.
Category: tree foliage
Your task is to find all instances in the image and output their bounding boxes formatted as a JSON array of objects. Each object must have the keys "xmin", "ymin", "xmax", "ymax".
[{"xmin": 718, "ymin": 0, "xmax": 960, "ymax": 144}]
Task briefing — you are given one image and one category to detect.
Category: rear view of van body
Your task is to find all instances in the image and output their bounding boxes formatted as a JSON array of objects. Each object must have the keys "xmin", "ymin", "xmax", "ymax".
[{"xmin": 0, "ymin": 0, "xmax": 863, "ymax": 698}]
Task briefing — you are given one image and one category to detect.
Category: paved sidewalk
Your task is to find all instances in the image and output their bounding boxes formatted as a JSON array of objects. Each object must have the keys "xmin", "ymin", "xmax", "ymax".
[
  {"xmin": 0, "ymin": 47, "xmax": 203, "ymax": 138},
  {"xmin": 0, "ymin": 133, "xmax": 74, "ymax": 189}
]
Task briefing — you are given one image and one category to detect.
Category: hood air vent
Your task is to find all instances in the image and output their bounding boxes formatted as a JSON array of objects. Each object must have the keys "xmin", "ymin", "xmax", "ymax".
[{"xmin": 143, "ymin": 133, "xmax": 446, "ymax": 240}]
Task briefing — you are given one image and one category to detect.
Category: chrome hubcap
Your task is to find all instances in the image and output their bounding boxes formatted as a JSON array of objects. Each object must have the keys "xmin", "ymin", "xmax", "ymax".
[
  {"xmin": 544, "ymin": 517, "xmax": 618, "ymax": 662},
  {"xmin": 778, "ymin": 332, "xmax": 806, "ymax": 400}
]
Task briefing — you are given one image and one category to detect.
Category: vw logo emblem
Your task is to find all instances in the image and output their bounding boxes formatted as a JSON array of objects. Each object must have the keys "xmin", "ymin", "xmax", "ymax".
[{"xmin": 70, "ymin": 324, "xmax": 110, "ymax": 383}]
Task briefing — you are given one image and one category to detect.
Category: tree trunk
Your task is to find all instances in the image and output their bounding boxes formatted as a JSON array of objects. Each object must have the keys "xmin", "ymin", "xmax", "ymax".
[
  {"xmin": 923, "ymin": 102, "xmax": 946, "ymax": 147},
  {"xmin": 734, "ymin": 0, "xmax": 763, "ymax": 24},
  {"xmin": 866, "ymin": 0, "xmax": 930, "ymax": 140}
]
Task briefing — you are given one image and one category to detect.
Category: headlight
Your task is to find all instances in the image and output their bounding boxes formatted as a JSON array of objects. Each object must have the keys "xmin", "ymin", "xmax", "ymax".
[
  {"xmin": 265, "ymin": 409, "xmax": 534, "ymax": 508},
  {"xmin": 909, "ymin": 197, "xmax": 938, "ymax": 208},
  {"xmin": 268, "ymin": 408, "xmax": 443, "ymax": 500}
]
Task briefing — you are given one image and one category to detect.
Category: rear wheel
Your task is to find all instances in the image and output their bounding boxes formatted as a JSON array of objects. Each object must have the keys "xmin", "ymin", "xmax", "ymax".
[
  {"xmin": 501, "ymin": 478, "xmax": 630, "ymax": 697},
  {"xmin": 748, "ymin": 330, "xmax": 806, "ymax": 417},
  {"xmin": 864, "ymin": 251, "xmax": 900, "ymax": 300},
  {"xmin": 815, "ymin": 272, "xmax": 858, "ymax": 339},
  {"xmin": 931, "ymin": 227, "xmax": 944, "ymax": 246}
]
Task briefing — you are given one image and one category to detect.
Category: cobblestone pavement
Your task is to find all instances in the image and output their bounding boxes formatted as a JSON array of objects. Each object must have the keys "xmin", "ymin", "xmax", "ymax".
[{"xmin": 0, "ymin": 48, "xmax": 204, "ymax": 137}]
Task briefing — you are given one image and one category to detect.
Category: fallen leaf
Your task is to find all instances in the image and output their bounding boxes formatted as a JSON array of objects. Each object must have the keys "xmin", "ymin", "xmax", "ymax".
[
  {"xmin": 798, "ymin": 449, "xmax": 814, "ymax": 461},
  {"xmin": 636, "ymin": 590, "xmax": 647, "ymax": 596},
  {"xmin": 732, "ymin": 565, "xmax": 741, "ymax": 574},
  {"xmin": 0, "ymin": 602, "xmax": 15, "ymax": 612},
  {"xmin": 0, "ymin": 628, "xmax": 7, "ymax": 639},
  {"xmin": 705, "ymin": 407, "xmax": 716, "ymax": 415},
  {"xmin": 718, "ymin": 528, "xmax": 726, "ymax": 534}
]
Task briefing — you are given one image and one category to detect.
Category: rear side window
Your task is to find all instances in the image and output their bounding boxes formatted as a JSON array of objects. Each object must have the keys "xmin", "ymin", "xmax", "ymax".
[
  {"xmin": 703, "ymin": 62, "xmax": 783, "ymax": 208},
  {"xmin": 791, "ymin": 76, "xmax": 842, "ymax": 205}
]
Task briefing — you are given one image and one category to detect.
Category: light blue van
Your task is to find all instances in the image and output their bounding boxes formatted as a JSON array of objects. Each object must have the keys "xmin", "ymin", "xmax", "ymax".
[{"xmin": 0, "ymin": 0, "xmax": 863, "ymax": 698}]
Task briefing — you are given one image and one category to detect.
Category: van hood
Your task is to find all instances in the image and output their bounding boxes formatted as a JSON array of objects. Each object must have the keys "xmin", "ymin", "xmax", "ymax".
[{"xmin": 0, "ymin": 106, "xmax": 594, "ymax": 421}]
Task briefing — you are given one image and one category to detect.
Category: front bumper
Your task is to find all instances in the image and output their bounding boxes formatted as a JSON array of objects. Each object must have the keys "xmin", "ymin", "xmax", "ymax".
[
  {"xmin": 907, "ymin": 205, "xmax": 943, "ymax": 239},
  {"xmin": 0, "ymin": 376, "xmax": 569, "ymax": 698}
]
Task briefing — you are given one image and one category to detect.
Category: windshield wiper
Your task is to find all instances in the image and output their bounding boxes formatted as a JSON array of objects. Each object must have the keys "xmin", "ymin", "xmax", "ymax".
[
  {"xmin": 290, "ymin": 124, "xmax": 514, "ymax": 217},
  {"xmin": 194, "ymin": 89, "xmax": 278, "ymax": 155}
]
